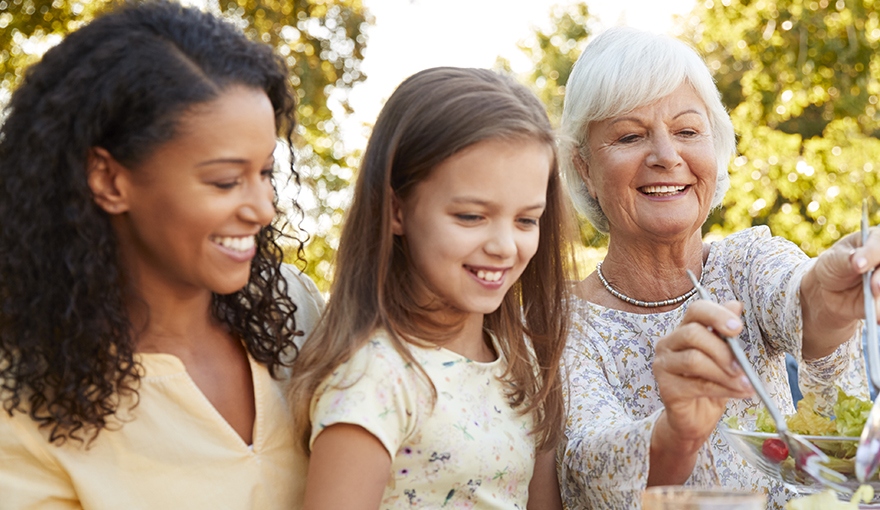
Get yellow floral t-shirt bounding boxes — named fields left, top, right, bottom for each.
left=310, top=329, right=536, bottom=508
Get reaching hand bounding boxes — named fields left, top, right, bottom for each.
left=807, top=227, right=880, bottom=324
left=801, top=226, right=880, bottom=359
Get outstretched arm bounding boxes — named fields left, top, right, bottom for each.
left=801, top=228, right=880, bottom=360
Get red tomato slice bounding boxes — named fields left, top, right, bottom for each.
left=762, top=438, right=789, bottom=463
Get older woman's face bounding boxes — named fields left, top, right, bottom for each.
left=582, top=83, right=716, bottom=242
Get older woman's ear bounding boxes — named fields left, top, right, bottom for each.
left=572, top=150, right=597, bottom=199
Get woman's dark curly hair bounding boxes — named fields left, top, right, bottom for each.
left=0, top=0, right=303, bottom=444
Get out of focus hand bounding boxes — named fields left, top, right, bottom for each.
left=807, top=227, right=880, bottom=323
left=802, top=227, right=880, bottom=358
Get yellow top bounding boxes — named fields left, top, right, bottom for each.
left=0, top=267, right=323, bottom=510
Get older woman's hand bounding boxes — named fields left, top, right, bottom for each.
left=801, top=227, right=880, bottom=359
left=648, top=300, right=755, bottom=485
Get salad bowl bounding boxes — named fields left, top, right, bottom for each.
left=721, top=424, right=880, bottom=502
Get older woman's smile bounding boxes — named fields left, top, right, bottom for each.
left=639, top=184, right=689, bottom=197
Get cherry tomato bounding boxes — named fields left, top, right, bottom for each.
left=762, top=438, right=789, bottom=463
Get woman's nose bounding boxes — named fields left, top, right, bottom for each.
left=645, top=133, right=683, bottom=170
left=241, top=179, right=276, bottom=226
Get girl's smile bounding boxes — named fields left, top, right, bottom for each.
left=465, top=265, right=509, bottom=287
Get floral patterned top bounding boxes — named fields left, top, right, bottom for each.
left=310, top=329, right=536, bottom=509
left=560, top=227, right=867, bottom=510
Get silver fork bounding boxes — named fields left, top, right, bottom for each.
left=854, top=199, right=879, bottom=482
left=686, top=270, right=852, bottom=494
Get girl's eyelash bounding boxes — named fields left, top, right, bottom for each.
left=455, top=213, right=482, bottom=222
left=518, top=218, right=540, bottom=226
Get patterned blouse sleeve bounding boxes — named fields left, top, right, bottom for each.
left=559, top=323, right=716, bottom=508
left=724, top=226, right=867, bottom=406
left=309, top=336, right=425, bottom=458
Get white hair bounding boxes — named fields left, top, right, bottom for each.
left=559, top=26, right=736, bottom=233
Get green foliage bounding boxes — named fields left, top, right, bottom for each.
left=684, top=0, right=880, bottom=254
left=521, top=1, right=880, bottom=257
left=515, top=3, right=591, bottom=127
left=0, top=0, right=370, bottom=292
left=0, top=0, right=116, bottom=94
left=508, top=3, right=603, bottom=249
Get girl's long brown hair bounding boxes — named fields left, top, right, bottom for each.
left=290, top=67, right=575, bottom=453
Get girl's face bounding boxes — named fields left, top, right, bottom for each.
left=110, top=86, right=278, bottom=297
left=392, top=137, right=553, bottom=321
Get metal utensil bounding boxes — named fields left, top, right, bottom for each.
left=854, top=200, right=879, bottom=483
left=686, top=270, right=852, bottom=494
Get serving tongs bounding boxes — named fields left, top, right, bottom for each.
left=686, top=270, right=852, bottom=494
left=854, top=200, right=880, bottom=483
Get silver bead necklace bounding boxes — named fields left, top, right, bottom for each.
left=595, top=261, right=700, bottom=308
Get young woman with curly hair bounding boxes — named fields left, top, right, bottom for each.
left=0, top=2, right=323, bottom=508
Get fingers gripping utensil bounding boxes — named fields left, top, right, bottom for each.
left=686, top=270, right=852, bottom=494
left=855, top=200, right=880, bottom=483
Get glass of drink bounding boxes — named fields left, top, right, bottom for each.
left=642, top=486, right=766, bottom=510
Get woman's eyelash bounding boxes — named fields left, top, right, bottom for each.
left=214, top=180, right=239, bottom=190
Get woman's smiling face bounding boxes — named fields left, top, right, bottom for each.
left=111, top=85, right=278, bottom=297
left=581, top=83, right=717, bottom=243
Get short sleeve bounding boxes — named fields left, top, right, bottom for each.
left=0, top=411, right=82, bottom=509
left=279, top=264, right=325, bottom=350
left=308, top=336, right=427, bottom=458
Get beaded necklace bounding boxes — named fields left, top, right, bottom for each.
left=595, top=261, right=699, bottom=308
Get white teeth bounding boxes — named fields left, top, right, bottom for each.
left=475, top=270, right=503, bottom=282
left=212, top=235, right=256, bottom=252
left=642, top=185, right=686, bottom=195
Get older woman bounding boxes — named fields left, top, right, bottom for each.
left=558, top=27, right=880, bottom=508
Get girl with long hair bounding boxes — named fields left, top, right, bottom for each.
left=290, top=67, right=574, bottom=509
left=0, top=2, right=323, bottom=508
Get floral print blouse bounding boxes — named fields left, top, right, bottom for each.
left=310, top=329, right=536, bottom=509
left=560, top=227, right=867, bottom=510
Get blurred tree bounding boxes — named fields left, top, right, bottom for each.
left=517, top=1, right=879, bottom=258
left=0, top=0, right=370, bottom=291
left=513, top=2, right=591, bottom=127
left=684, top=0, right=880, bottom=253
left=503, top=3, right=604, bottom=252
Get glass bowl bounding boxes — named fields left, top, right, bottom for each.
left=720, top=424, right=880, bottom=502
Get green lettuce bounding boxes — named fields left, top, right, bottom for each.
left=833, top=388, right=874, bottom=437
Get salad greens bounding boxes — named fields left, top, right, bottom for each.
left=754, top=389, right=873, bottom=438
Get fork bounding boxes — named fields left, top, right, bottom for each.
left=854, top=200, right=880, bottom=482
left=685, top=270, right=853, bottom=494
